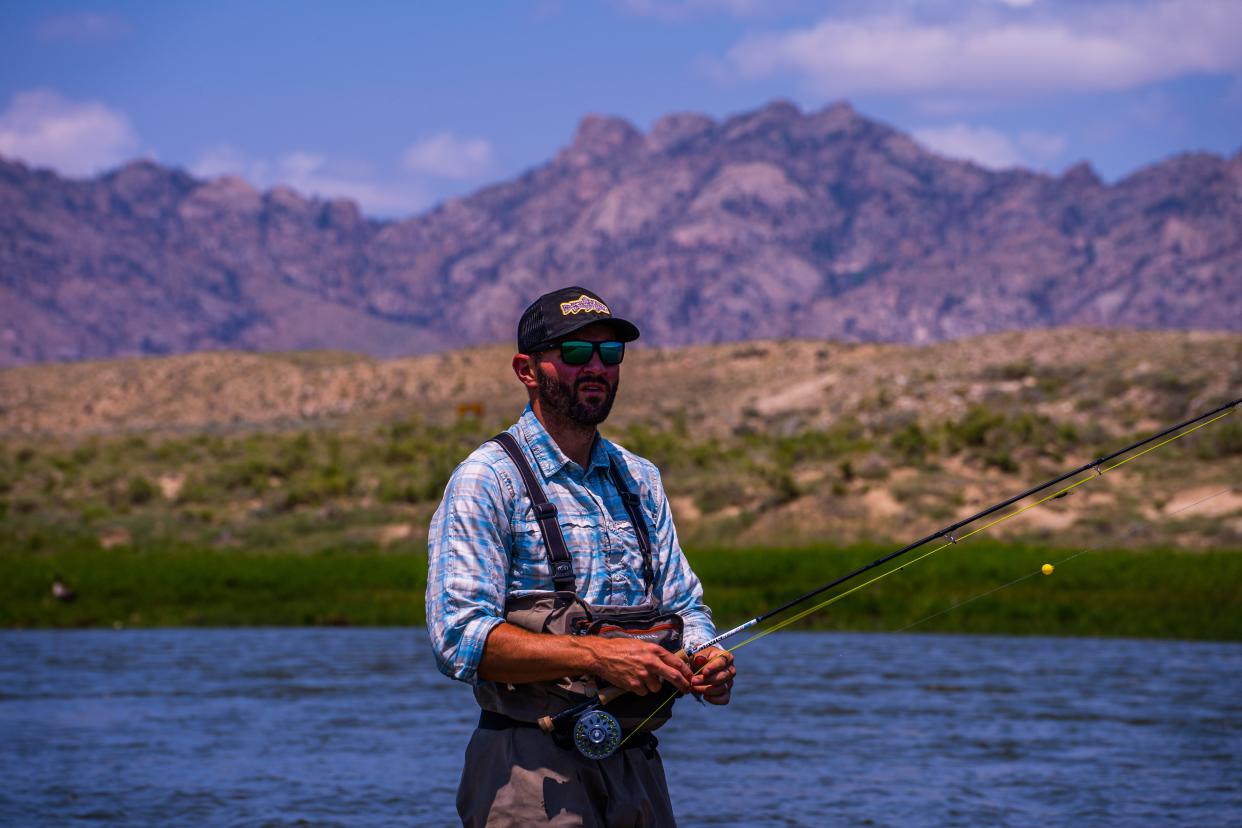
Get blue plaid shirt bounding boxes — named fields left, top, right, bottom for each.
left=426, top=405, right=715, bottom=684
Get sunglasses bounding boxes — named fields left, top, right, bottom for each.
left=554, top=340, right=625, bottom=366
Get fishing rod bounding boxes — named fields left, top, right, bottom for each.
left=544, top=396, right=1240, bottom=758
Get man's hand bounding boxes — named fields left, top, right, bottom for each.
left=582, top=636, right=693, bottom=695
left=688, top=646, right=735, bottom=705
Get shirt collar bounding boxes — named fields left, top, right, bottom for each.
left=517, top=404, right=612, bottom=478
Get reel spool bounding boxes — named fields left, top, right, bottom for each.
left=572, top=709, right=622, bottom=759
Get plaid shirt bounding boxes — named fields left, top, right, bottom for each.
left=426, top=405, right=715, bottom=684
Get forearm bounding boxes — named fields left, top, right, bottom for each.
left=477, top=622, right=693, bottom=694
left=477, top=622, right=599, bottom=684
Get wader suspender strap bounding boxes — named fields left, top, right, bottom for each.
left=491, top=432, right=576, bottom=592
left=490, top=432, right=656, bottom=596
left=608, top=460, right=656, bottom=592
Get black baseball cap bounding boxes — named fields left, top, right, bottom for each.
left=517, top=286, right=641, bottom=354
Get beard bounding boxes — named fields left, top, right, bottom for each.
left=536, top=367, right=618, bottom=426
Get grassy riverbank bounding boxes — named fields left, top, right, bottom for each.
left=4, top=540, right=1239, bottom=640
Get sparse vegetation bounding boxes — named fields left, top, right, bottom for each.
left=1, top=330, right=1238, bottom=632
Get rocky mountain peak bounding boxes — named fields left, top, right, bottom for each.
left=185, top=175, right=263, bottom=214
left=561, top=114, right=643, bottom=166
left=722, top=98, right=803, bottom=141
left=646, top=112, right=717, bottom=154
left=1059, top=161, right=1102, bottom=189
left=805, top=100, right=861, bottom=135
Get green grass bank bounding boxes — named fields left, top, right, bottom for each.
left=4, top=541, right=1239, bottom=640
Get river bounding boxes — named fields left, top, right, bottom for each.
left=1, top=629, right=1238, bottom=826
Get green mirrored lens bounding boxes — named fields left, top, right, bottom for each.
left=598, top=342, right=624, bottom=365
left=559, top=341, right=595, bottom=364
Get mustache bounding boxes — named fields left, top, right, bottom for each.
left=574, top=374, right=612, bottom=390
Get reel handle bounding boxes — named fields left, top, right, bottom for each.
left=536, top=648, right=692, bottom=733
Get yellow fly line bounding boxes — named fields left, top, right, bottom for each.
left=616, top=403, right=1238, bottom=747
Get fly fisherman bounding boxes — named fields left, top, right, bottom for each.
left=427, top=286, right=736, bottom=827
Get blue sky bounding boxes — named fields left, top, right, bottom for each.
left=2, top=0, right=1239, bottom=217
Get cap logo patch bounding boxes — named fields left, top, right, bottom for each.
left=560, top=295, right=609, bottom=316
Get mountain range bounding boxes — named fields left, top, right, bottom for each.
left=1, top=100, right=1239, bottom=367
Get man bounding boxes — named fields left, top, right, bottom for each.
left=427, top=286, right=736, bottom=827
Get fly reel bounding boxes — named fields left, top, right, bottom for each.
left=572, top=709, right=622, bottom=759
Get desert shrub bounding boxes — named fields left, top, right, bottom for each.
left=753, top=463, right=801, bottom=505
left=695, top=479, right=747, bottom=514
left=889, top=422, right=937, bottom=464
left=175, top=477, right=214, bottom=504
left=80, top=502, right=111, bottom=521
left=943, top=406, right=1072, bottom=471
left=71, top=441, right=100, bottom=467
left=1193, top=418, right=1242, bottom=459
left=213, top=457, right=275, bottom=492
left=985, top=360, right=1033, bottom=381
left=377, top=477, right=421, bottom=504
left=153, top=439, right=194, bottom=463
left=769, top=418, right=868, bottom=465
left=854, top=454, right=890, bottom=480
left=945, top=406, right=1006, bottom=450
left=278, top=464, right=357, bottom=510
left=125, top=475, right=157, bottom=505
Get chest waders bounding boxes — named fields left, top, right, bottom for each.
left=480, top=432, right=685, bottom=759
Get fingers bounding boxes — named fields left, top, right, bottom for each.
left=691, top=648, right=735, bottom=683
left=689, top=647, right=736, bottom=705
left=591, top=637, right=692, bottom=695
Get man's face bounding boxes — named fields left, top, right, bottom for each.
left=532, top=322, right=622, bottom=427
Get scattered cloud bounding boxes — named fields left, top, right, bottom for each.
left=0, top=89, right=139, bottom=176
left=913, top=122, right=1068, bottom=169
left=401, top=133, right=495, bottom=179
left=726, top=1, right=1242, bottom=99
left=190, top=145, right=254, bottom=180
left=913, top=124, right=1025, bottom=168
left=36, top=12, right=131, bottom=42
left=192, top=145, right=432, bottom=216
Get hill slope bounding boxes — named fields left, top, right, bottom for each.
left=3, top=329, right=1238, bottom=552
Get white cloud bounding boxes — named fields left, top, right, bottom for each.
left=401, top=133, right=495, bottom=180
left=913, top=124, right=1025, bottom=168
left=192, top=145, right=432, bottom=216
left=36, top=12, right=131, bottom=42
left=726, top=0, right=1242, bottom=98
left=913, top=122, right=1068, bottom=169
left=191, top=145, right=254, bottom=180
left=0, top=89, right=139, bottom=176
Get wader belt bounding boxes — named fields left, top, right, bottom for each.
left=490, top=432, right=655, bottom=594
left=477, top=710, right=658, bottom=753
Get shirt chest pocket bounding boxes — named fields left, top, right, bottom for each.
left=508, top=510, right=606, bottom=590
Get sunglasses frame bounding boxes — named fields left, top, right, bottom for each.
left=553, top=339, right=626, bottom=366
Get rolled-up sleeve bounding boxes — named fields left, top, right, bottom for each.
left=642, top=461, right=716, bottom=650
left=426, top=455, right=511, bottom=684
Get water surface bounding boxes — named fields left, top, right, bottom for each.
left=1, top=629, right=1238, bottom=826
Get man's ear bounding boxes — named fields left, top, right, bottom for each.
left=512, top=353, right=539, bottom=391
